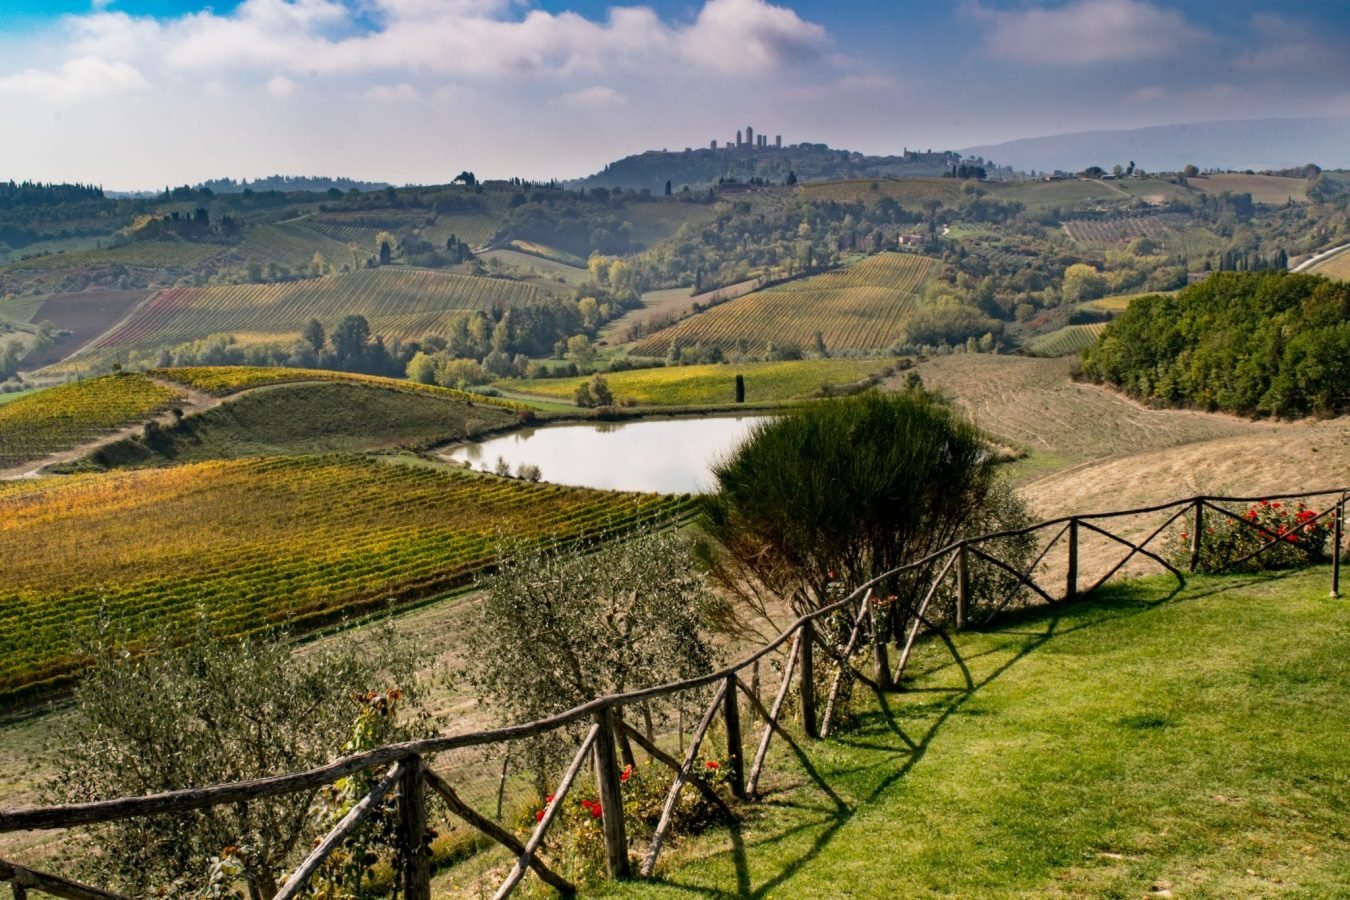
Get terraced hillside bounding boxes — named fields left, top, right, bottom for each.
left=0, top=455, right=689, bottom=703
left=45, top=268, right=549, bottom=373
left=631, top=253, right=934, bottom=357
left=0, top=373, right=184, bottom=469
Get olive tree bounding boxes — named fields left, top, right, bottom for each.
left=47, top=617, right=422, bottom=899
left=463, top=521, right=719, bottom=780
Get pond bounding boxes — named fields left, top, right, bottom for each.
left=442, top=415, right=770, bottom=494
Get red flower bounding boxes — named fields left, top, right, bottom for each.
left=535, top=808, right=546, bottom=822
left=621, top=764, right=632, bottom=783
left=705, top=760, right=720, bottom=770
left=546, top=794, right=555, bottom=803
left=580, top=799, right=603, bottom=818
left=1272, top=501, right=1281, bottom=509
left=828, top=569, right=838, bottom=580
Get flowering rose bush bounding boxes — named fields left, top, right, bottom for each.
left=523, top=757, right=733, bottom=885
left=1170, top=499, right=1336, bottom=573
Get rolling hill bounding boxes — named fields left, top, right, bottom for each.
left=630, top=252, right=935, bottom=357
left=41, top=267, right=551, bottom=374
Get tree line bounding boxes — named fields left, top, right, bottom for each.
left=1082, top=271, right=1350, bottom=417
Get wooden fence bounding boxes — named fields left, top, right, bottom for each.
left=1, top=487, right=1344, bottom=899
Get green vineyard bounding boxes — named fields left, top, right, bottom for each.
left=154, top=365, right=525, bottom=410
left=45, top=268, right=550, bottom=373
left=631, top=252, right=935, bottom=357
left=0, top=455, right=691, bottom=702
left=1025, top=322, right=1108, bottom=357
left=0, top=373, right=183, bottom=468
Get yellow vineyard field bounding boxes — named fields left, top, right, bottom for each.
left=631, top=253, right=935, bottom=357
left=0, top=455, right=690, bottom=701
left=0, top=373, right=182, bottom=468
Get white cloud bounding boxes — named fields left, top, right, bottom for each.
left=0, top=56, right=148, bottom=101
left=266, top=75, right=299, bottom=97
left=966, top=0, right=1209, bottom=66
left=560, top=85, right=628, bottom=109
left=49, top=0, right=824, bottom=82
left=680, top=0, right=828, bottom=75
left=362, top=82, right=420, bottom=103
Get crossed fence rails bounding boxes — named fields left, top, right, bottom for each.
left=2, top=487, right=1345, bottom=899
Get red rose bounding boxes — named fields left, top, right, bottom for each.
left=705, top=760, right=720, bottom=770
left=535, top=809, right=545, bottom=822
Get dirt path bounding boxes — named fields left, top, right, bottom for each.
left=0, top=377, right=223, bottom=480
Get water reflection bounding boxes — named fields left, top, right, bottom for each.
left=443, top=415, right=769, bottom=494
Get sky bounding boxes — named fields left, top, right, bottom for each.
left=1, top=0, right=1348, bottom=189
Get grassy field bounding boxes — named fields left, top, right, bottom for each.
left=995, top=178, right=1134, bottom=212
left=799, top=178, right=964, bottom=207
left=501, top=358, right=899, bottom=406
left=45, top=268, right=549, bottom=374
left=232, top=222, right=357, bottom=272
left=87, top=380, right=520, bottom=466
left=631, top=253, right=934, bottom=357
left=0, top=294, right=46, bottom=325
left=1308, top=246, right=1350, bottom=281
left=480, top=248, right=591, bottom=287
left=898, top=354, right=1261, bottom=472
left=0, top=455, right=690, bottom=703
left=1024, top=322, right=1107, bottom=356
left=0, top=240, right=224, bottom=273
left=0, top=373, right=183, bottom=469
left=1187, top=173, right=1310, bottom=205
left=600, top=569, right=1349, bottom=898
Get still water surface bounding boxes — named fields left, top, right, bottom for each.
left=443, top=415, right=769, bottom=494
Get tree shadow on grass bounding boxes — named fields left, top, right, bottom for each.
left=629, top=575, right=1264, bottom=897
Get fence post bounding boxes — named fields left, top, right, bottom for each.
left=593, top=706, right=631, bottom=880
left=1066, top=519, right=1079, bottom=601
left=1189, top=500, right=1204, bottom=572
left=723, top=673, right=745, bottom=798
left=955, top=543, right=970, bottom=631
left=398, top=755, right=431, bottom=900
left=799, top=620, right=818, bottom=739
left=1333, top=493, right=1344, bottom=599
left=871, top=595, right=893, bottom=690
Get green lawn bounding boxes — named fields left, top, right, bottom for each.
left=500, top=359, right=899, bottom=407
left=602, top=569, right=1349, bottom=898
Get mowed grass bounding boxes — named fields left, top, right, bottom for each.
left=1309, top=246, right=1350, bottom=281
left=89, top=380, right=520, bottom=466
left=631, top=253, right=934, bottom=357
left=605, top=570, right=1349, bottom=898
left=1187, top=173, right=1310, bottom=205
left=0, top=455, right=690, bottom=702
left=48, top=268, right=548, bottom=374
left=0, top=373, right=182, bottom=469
left=500, top=359, right=898, bottom=406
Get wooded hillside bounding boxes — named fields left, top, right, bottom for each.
left=1082, top=272, right=1350, bottom=417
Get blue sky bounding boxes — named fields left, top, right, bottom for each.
left=1, top=0, right=1347, bottom=188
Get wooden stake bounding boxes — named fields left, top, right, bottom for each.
left=398, top=755, right=431, bottom=900
left=799, top=621, right=818, bottom=739
left=723, top=674, right=745, bottom=799
left=593, top=707, right=631, bottom=881
left=955, top=544, right=970, bottom=631
left=1066, top=518, right=1079, bottom=601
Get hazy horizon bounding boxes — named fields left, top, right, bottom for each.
left=3, top=0, right=1349, bottom=190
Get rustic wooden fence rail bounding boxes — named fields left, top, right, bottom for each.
left=2, top=487, right=1344, bottom=899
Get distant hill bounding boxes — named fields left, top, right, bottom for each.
left=568, top=144, right=976, bottom=194
left=962, top=118, right=1350, bottom=174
